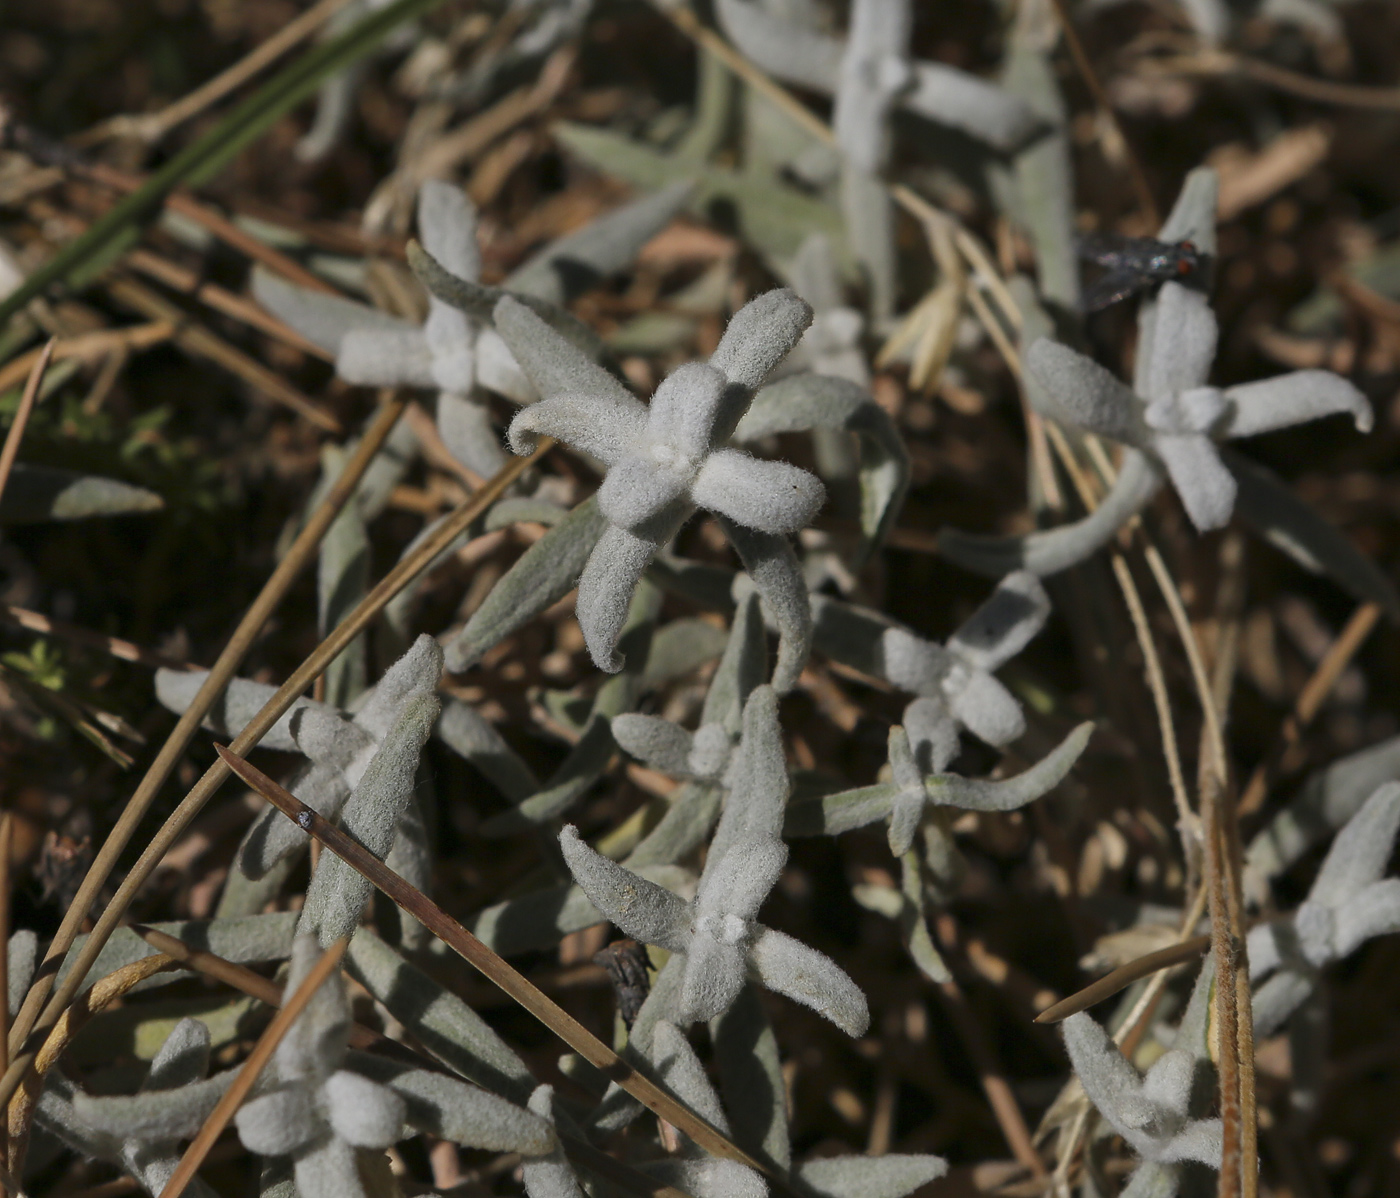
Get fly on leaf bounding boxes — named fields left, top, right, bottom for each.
left=1078, top=233, right=1206, bottom=312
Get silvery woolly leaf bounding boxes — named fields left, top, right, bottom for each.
left=346, top=927, right=533, bottom=1101
left=437, top=391, right=506, bottom=479
left=642, top=1158, right=768, bottom=1198
left=904, top=59, right=1040, bottom=152
left=348, top=1053, right=555, bottom=1153
left=1309, top=781, right=1400, bottom=909
left=939, top=448, right=1163, bottom=578
left=484, top=495, right=570, bottom=531
left=948, top=569, right=1051, bottom=672
left=737, top=373, right=910, bottom=561
left=506, top=182, right=694, bottom=306
left=710, top=983, right=790, bottom=1171
left=719, top=516, right=811, bottom=693
left=73, top=1069, right=236, bottom=1140
left=650, top=1020, right=730, bottom=1134
left=747, top=925, right=869, bottom=1036
left=642, top=618, right=730, bottom=689
left=409, top=243, right=607, bottom=365
left=927, top=721, right=1093, bottom=811
left=447, top=495, right=608, bottom=673
left=146, top=1016, right=211, bottom=1090
left=154, top=668, right=342, bottom=754
left=436, top=697, right=540, bottom=802
left=710, top=288, right=814, bottom=403
left=709, top=685, right=789, bottom=859
left=252, top=266, right=417, bottom=358
left=704, top=591, right=767, bottom=736
left=522, top=1086, right=584, bottom=1198
left=558, top=825, right=692, bottom=951
left=9, top=928, right=36, bottom=1015
left=1246, top=734, right=1400, bottom=892
left=1, top=465, right=163, bottom=523
left=794, top=1153, right=949, bottom=1198
left=318, top=485, right=370, bottom=708
left=467, top=865, right=694, bottom=956
left=625, top=780, right=726, bottom=869
left=714, top=0, right=843, bottom=93
left=1225, top=449, right=1400, bottom=618
left=611, top=713, right=695, bottom=775
left=299, top=690, right=440, bottom=946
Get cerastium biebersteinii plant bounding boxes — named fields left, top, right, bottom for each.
left=492, top=285, right=827, bottom=688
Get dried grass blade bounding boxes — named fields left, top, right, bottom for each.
left=217, top=746, right=802, bottom=1198
left=0, top=339, right=55, bottom=512
left=156, top=938, right=349, bottom=1198
left=1034, top=935, right=1211, bottom=1024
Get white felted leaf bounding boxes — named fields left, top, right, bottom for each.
left=237, top=761, right=350, bottom=880
left=901, top=696, right=960, bottom=775
left=337, top=327, right=437, bottom=388
left=681, top=927, right=751, bottom=1022
left=611, top=714, right=695, bottom=775
left=597, top=453, right=691, bottom=529
left=877, top=627, right=953, bottom=696
left=476, top=327, right=536, bottom=403
left=292, top=1135, right=363, bottom=1198
left=299, top=691, right=439, bottom=946
left=647, top=360, right=728, bottom=461
left=946, top=668, right=1026, bottom=746
left=522, top=1085, right=584, bottom=1198
left=904, top=58, right=1040, bottom=151
left=939, top=447, right=1164, bottom=578
left=438, top=392, right=506, bottom=479
left=289, top=707, right=373, bottom=772
left=346, top=927, right=533, bottom=1100
left=1024, top=339, right=1144, bottom=444
left=234, top=1087, right=321, bottom=1156
left=709, top=289, right=814, bottom=398
left=1220, top=370, right=1372, bottom=439
left=73, top=1071, right=236, bottom=1140
left=154, top=669, right=334, bottom=753
left=577, top=518, right=678, bottom=673
left=7, top=928, right=34, bottom=1015
left=558, top=825, right=692, bottom=951
left=948, top=570, right=1050, bottom=672
left=448, top=496, right=609, bottom=673
left=719, top=517, right=812, bottom=693
left=1310, top=782, right=1400, bottom=908
left=323, top=1069, right=406, bottom=1148
left=1061, top=1012, right=1149, bottom=1145
left=1144, top=283, right=1218, bottom=403
left=352, top=1056, right=556, bottom=1153
left=1158, top=1119, right=1224, bottom=1167
left=1141, top=1049, right=1195, bottom=1117
left=278, top=935, right=351, bottom=1081
left=887, top=790, right=924, bottom=860
left=691, top=449, right=825, bottom=535
left=644, top=1158, right=769, bottom=1198
left=703, top=592, right=767, bottom=735
left=928, top=721, right=1092, bottom=812
left=699, top=838, right=788, bottom=925
left=795, top=1153, right=949, bottom=1198
left=1156, top=166, right=1220, bottom=256
left=146, top=1017, right=211, bottom=1091
left=784, top=782, right=901, bottom=838
left=508, top=391, right=649, bottom=465
left=1333, top=879, right=1400, bottom=958
left=252, top=268, right=418, bottom=357
left=747, top=925, right=869, bottom=1035
left=352, top=633, right=444, bottom=742
left=710, top=984, right=791, bottom=1170
left=650, top=1020, right=730, bottom=1133
left=714, top=0, right=843, bottom=94
left=493, top=295, right=639, bottom=409
left=710, top=685, right=789, bottom=859
left=507, top=182, right=694, bottom=306
left=418, top=180, right=481, bottom=286
left=832, top=0, right=909, bottom=172
left=295, top=67, right=359, bottom=163
left=436, top=697, right=539, bottom=802
left=1152, top=432, right=1236, bottom=531
left=1226, top=450, right=1400, bottom=618
left=1251, top=968, right=1313, bottom=1038
left=736, top=373, right=910, bottom=560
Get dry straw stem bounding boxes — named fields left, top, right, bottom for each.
left=157, top=937, right=350, bottom=1198
left=0, top=605, right=194, bottom=671
left=79, top=0, right=359, bottom=146
left=0, top=339, right=55, bottom=512
left=104, top=275, right=342, bottom=433
left=0, top=324, right=174, bottom=395
left=7, top=954, right=179, bottom=1161
left=1237, top=602, right=1381, bottom=817
left=1154, top=49, right=1400, bottom=112
left=0, top=814, right=10, bottom=1197
left=1034, top=935, right=1211, bottom=1024
left=217, top=746, right=800, bottom=1198
left=1042, top=0, right=1159, bottom=227
left=0, top=397, right=413, bottom=1109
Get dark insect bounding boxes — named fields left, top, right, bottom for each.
left=1077, top=232, right=1206, bottom=312
left=593, top=938, right=653, bottom=1028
